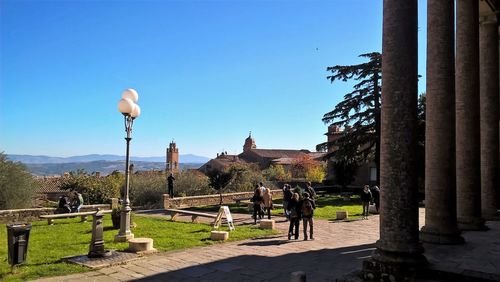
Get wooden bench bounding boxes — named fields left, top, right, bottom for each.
left=165, top=209, right=217, bottom=223
left=234, top=197, right=252, bottom=204
left=244, top=201, right=283, bottom=212
left=40, top=210, right=112, bottom=225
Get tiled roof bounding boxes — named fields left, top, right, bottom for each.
left=245, top=149, right=310, bottom=159
left=33, top=176, right=67, bottom=193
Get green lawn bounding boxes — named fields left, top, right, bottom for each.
left=193, top=194, right=365, bottom=221
left=0, top=214, right=277, bottom=282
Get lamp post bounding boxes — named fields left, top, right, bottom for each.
left=115, top=89, right=141, bottom=242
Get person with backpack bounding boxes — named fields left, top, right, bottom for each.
left=301, top=192, right=316, bottom=240
left=287, top=192, right=302, bottom=240
left=251, top=184, right=264, bottom=224
left=361, top=185, right=373, bottom=219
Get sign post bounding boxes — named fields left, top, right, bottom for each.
left=213, top=206, right=235, bottom=231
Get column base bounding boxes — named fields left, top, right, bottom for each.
left=457, top=216, right=488, bottom=231
left=362, top=249, right=427, bottom=282
left=114, top=233, right=134, bottom=242
left=420, top=226, right=464, bottom=244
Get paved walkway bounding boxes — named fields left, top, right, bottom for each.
left=33, top=209, right=500, bottom=282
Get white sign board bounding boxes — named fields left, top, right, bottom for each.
left=213, top=205, right=235, bottom=231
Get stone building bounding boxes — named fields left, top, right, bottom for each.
left=323, top=124, right=377, bottom=186
left=166, top=140, right=179, bottom=172
left=198, top=133, right=325, bottom=174
left=360, top=0, right=500, bottom=280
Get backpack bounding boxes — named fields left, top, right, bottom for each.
left=302, top=199, right=314, bottom=217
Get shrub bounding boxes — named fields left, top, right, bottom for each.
left=129, top=170, right=211, bottom=208
left=59, top=170, right=122, bottom=204
left=129, top=173, right=165, bottom=208
left=305, top=164, right=326, bottom=183
left=263, top=165, right=292, bottom=182
left=0, top=152, right=35, bottom=209
left=174, top=170, right=211, bottom=197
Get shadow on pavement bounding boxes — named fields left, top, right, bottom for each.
left=133, top=243, right=376, bottom=282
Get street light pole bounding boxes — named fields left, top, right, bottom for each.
left=115, top=89, right=140, bottom=242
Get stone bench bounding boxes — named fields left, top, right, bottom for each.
left=260, top=219, right=275, bottom=230
left=165, top=208, right=217, bottom=223
left=210, top=230, right=229, bottom=241
left=336, top=210, right=348, bottom=220
left=39, top=210, right=112, bottom=225
left=128, top=238, right=157, bottom=254
left=234, top=197, right=252, bottom=204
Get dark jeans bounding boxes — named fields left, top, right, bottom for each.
left=303, top=217, right=314, bottom=239
left=264, top=207, right=271, bottom=219
left=253, top=204, right=263, bottom=223
left=288, top=217, right=300, bottom=239
left=168, top=186, right=174, bottom=198
left=362, top=201, right=370, bottom=216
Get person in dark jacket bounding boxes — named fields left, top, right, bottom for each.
left=283, top=184, right=293, bottom=220
left=251, top=184, right=264, bottom=224
left=305, top=182, right=317, bottom=199
left=287, top=193, right=302, bottom=240
left=361, top=185, right=373, bottom=219
left=301, top=192, right=316, bottom=240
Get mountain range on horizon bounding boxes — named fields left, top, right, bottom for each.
left=6, top=153, right=210, bottom=164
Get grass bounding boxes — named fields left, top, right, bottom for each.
left=193, top=194, right=365, bottom=221
left=0, top=214, right=277, bottom=282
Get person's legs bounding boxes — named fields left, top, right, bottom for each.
left=288, top=219, right=294, bottom=239
left=303, top=218, right=308, bottom=240
left=294, top=219, right=300, bottom=239
left=310, top=217, right=314, bottom=239
left=253, top=204, right=258, bottom=224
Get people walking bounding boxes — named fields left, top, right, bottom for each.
left=361, top=185, right=372, bottom=219
left=287, top=193, right=302, bottom=240
left=371, top=185, right=380, bottom=213
left=301, top=192, right=316, bottom=240
left=262, top=188, right=273, bottom=220
left=251, top=185, right=264, bottom=224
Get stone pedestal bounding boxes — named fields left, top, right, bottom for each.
left=128, top=238, right=156, bottom=254
left=259, top=219, right=275, bottom=230
left=210, top=230, right=229, bottom=241
left=336, top=211, right=348, bottom=220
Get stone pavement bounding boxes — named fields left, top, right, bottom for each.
left=32, top=209, right=500, bottom=282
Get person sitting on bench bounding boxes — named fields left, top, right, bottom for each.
left=72, top=192, right=84, bottom=213
left=58, top=196, right=71, bottom=213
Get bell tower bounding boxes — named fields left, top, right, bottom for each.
left=166, top=140, right=179, bottom=172
left=243, top=131, right=256, bottom=152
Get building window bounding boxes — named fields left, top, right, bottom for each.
left=370, top=167, right=377, bottom=182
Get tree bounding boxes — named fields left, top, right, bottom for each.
left=0, top=152, right=35, bottom=209
left=60, top=170, right=121, bottom=204
left=263, top=165, right=291, bottom=182
left=317, top=52, right=381, bottom=185
left=207, top=168, right=235, bottom=205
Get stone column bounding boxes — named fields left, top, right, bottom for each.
left=420, top=0, right=463, bottom=244
left=363, top=0, right=426, bottom=280
left=456, top=0, right=486, bottom=231
left=480, top=18, right=499, bottom=219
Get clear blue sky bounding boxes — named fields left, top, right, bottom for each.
left=0, top=0, right=427, bottom=159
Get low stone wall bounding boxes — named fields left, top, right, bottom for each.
left=163, top=190, right=284, bottom=209
left=0, top=204, right=111, bottom=224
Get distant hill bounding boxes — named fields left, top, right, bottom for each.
left=7, top=154, right=210, bottom=164
left=22, top=161, right=204, bottom=176
left=6, top=154, right=210, bottom=176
